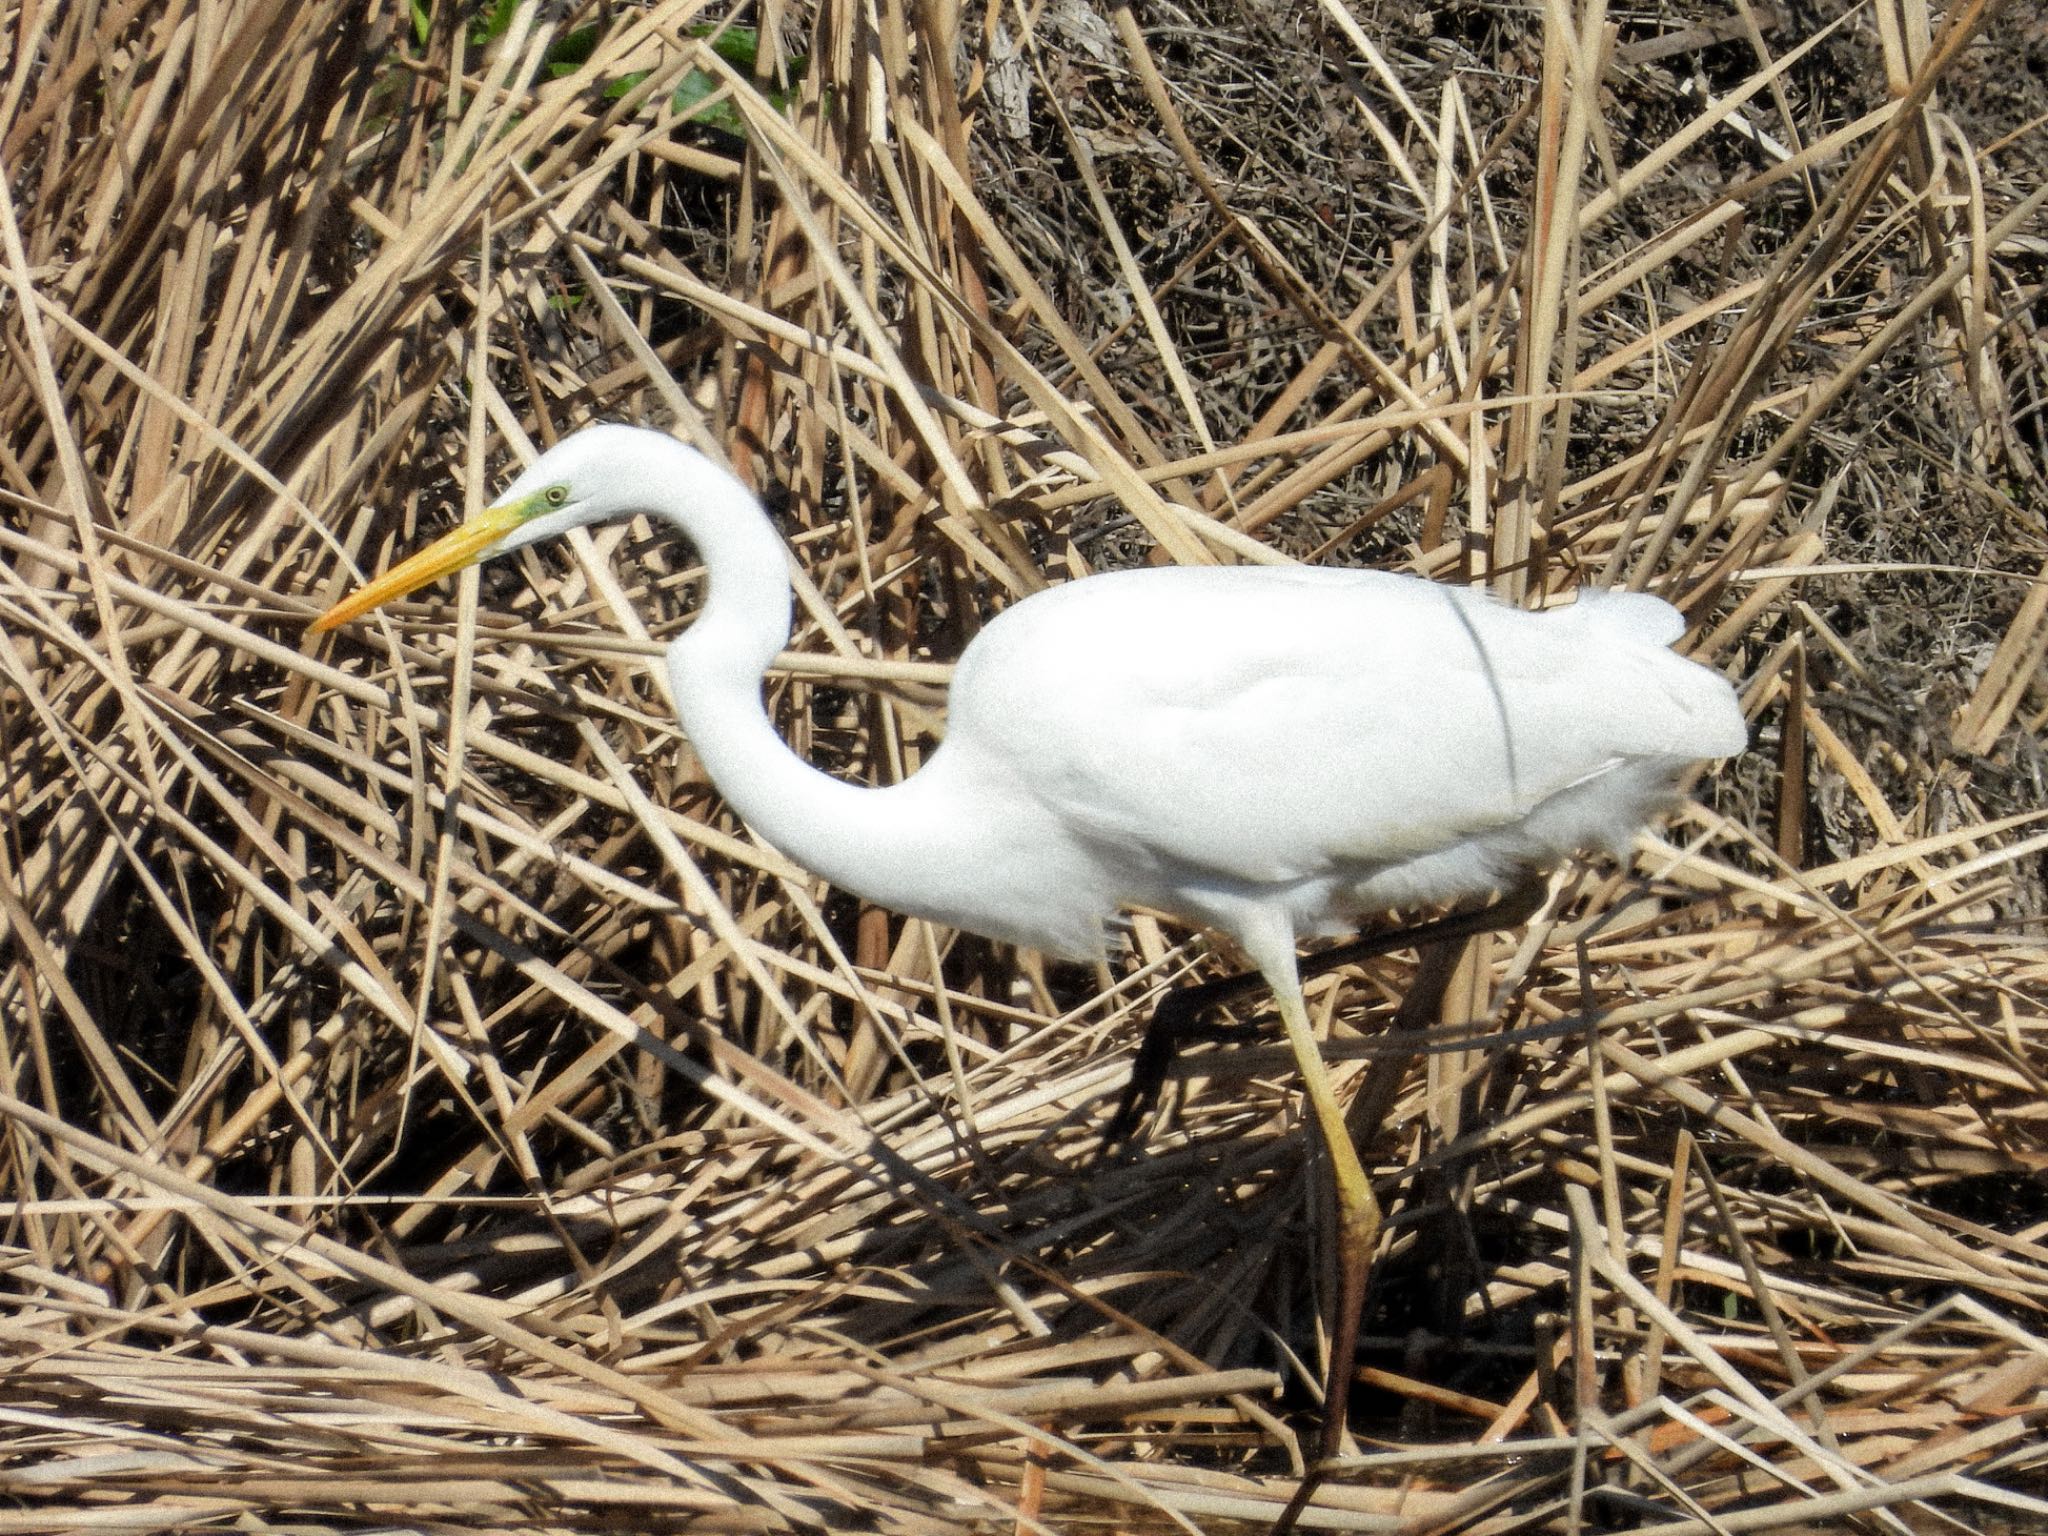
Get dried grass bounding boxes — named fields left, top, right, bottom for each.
left=2, top=0, right=2045, bottom=1531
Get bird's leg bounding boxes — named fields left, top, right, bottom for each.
left=1109, top=874, right=1550, bottom=1146
left=1103, top=966, right=1277, bottom=1145
left=1103, top=874, right=1549, bottom=1534
left=1261, top=955, right=1377, bottom=1536
left=1298, top=870, right=1550, bottom=1002
left=1268, top=873, right=1549, bottom=1535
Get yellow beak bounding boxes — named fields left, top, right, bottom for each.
left=309, top=501, right=528, bottom=633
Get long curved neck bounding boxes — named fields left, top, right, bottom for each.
left=653, top=458, right=956, bottom=911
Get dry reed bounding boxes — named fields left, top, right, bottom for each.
left=1, top=0, right=2045, bottom=1531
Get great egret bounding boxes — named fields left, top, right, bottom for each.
left=312, top=423, right=1746, bottom=1503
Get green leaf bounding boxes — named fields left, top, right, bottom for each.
left=547, top=23, right=600, bottom=70
left=670, top=70, right=748, bottom=137
left=695, top=23, right=760, bottom=70
left=469, top=0, right=522, bottom=47
left=505, top=13, right=808, bottom=142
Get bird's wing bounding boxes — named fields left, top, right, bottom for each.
left=944, top=566, right=1741, bottom=888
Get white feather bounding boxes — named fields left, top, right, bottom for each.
left=318, top=423, right=1747, bottom=968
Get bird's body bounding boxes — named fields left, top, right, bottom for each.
left=313, top=423, right=1743, bottom=966
left=905, top=563, right=1742, bottom=961
left=312, top=423, right=1744, bottom=1518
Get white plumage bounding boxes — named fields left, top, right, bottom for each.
left=312, top=422, right=1745, bottom=1493
left=924, top=563, right=1743, bottom=959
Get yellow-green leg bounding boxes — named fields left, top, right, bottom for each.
left=1108, top=877, right=1551, bottom=1143
left=1256, top=952, right=1378, bottom=1536
left=1171, top=878, right=1550, bottom=1535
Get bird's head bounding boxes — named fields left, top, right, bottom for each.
left=309, top=425, right=692, bottom=633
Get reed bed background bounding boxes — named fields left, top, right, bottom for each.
left=2, top=0, right=2046, bottom=1529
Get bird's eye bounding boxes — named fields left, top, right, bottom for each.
left=545, top=485, right=569, bottom=507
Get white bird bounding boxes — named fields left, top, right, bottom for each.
left=312, top=422, right=1746, bottom=1503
